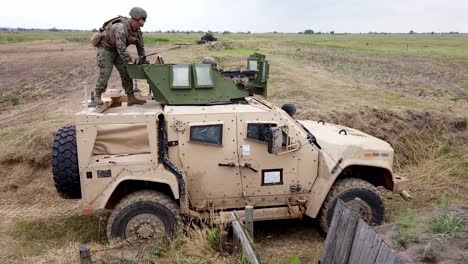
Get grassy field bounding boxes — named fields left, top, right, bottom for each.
left=2, top=31, right=468, bottom=58
left=0, top=32, right=466, bottom=263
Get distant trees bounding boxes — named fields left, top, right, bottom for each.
left=304, top=29, right=314, bottom=34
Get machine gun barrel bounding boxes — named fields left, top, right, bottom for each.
left=140, top=45, right=182, bottom=62
left=220, top=70, right=257, bottom=78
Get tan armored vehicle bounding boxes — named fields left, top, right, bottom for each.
left=52, top=53, right=409, bottom=242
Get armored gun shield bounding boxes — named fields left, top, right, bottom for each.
left=127, top=53, right=269, bottom=105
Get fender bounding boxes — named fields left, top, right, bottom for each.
left=95, top=164, right=180, bottom=209
left=304, top=151, right=396, bottom=218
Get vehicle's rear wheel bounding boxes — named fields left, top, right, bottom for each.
left=52, top=125, right=81, bottom=199
left=318, top=178, right=384, bottom=233
left=107, top=190, right=180, bottom=242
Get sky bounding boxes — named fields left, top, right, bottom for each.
left=1, top=0, right=467, bottom=33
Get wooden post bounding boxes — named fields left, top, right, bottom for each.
left=230, top=212, right=262, bottom=264
left=321, top=199, right=404, bottom=264
left=245, top=205, right=254, bottom=241
left=82, top=81, right=88, bottom=108
left=79, top=244, right=91, bottom=264
left=338, top=198, right=360, bottom=264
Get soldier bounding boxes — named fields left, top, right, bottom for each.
left=201, top=56, right=218, bottom=67
left=94, top=7, right=148, bottom=106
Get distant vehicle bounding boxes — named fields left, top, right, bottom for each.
left=52, top=53, right=409, bottom=242
left=196, top=32, right=217, bottom=44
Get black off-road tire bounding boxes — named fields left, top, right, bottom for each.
left=52, top=125, right=81, bottom=199
left=318, top=178, right=384, bottom=233
left=107, top=190, right=181, bottom=242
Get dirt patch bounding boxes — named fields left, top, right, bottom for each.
left=377, top=205, right=468, bottom=264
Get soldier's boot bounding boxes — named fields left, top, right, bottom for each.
left=95, top=95, right=104, bottom=106
left=127, top=93, right=146, bottom=106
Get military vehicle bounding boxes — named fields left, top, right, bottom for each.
left=52, top=53, right=410, bottom=242
left=196, top=32, right=217, bottom=44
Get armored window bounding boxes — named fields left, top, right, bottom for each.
left=247, top=123, right=288, bottom=145
left=247, top=60, right=258, bottom=71
left=171, top=64, right=191, bottom=89
left=194, top=64, right=214, bottom=88
left=190, top=124, right=223, bottom=145
left=247, top=123, right=276, bottom=143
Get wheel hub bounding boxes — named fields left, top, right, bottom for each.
left=125, top=213, right=166, bottom=241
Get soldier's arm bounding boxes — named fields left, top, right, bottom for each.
left=114, top=24, right=133, bottom=63
left=136, top=30, right=145, bottom=57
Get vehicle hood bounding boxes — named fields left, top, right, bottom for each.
left=297, top=120, right=394, bottom=170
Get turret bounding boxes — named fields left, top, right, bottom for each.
left=126, top=53, right=269, bottom=105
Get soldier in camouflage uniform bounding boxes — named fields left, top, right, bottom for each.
left=94, top=7, right=148, bottom=106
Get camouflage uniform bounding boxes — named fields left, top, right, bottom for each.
left=95, top=20, right=145, bottom=97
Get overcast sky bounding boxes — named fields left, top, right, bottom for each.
left=1, top=0, right=466, bottom=33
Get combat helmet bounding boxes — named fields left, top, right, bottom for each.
left=201, top=56, right=218, bottom=67
left=129, top=7, right=147, bottom=20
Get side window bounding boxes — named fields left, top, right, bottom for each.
left=190, top=124, right=223, bottom=145
left=247, top=123, right=288, bottom=146
left=247, top=123, right=276, bottom=143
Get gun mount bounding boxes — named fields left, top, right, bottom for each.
left=127, top=53, right=269, bottom=105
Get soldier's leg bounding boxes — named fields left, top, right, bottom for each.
left=114, top=56, right=134, bottom=95
left=95, top=47, right=116, bottom=99
left=114, top=56, right=146, bottom=106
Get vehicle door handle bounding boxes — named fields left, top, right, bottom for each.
left=218, top=162, right=237, bottom=167
left=242, top=163, right=258, bottom=173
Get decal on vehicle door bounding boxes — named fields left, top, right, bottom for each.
left=242, top=144, right=251, bottom=156
left=261, top=169, right=283, bottom=186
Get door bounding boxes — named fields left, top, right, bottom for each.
left=175, top=113, right=243, bottom=209
left=236, top=113, right=300, bottom=205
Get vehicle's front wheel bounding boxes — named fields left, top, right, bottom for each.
left=318, top=178, right=385, bottom=233
left=107, top=190, right=180, bottom=242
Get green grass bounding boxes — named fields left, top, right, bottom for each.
left=462, top=80, right=468, bottom=90
left=9, top=96, right=20, bottom=106
left=2, top=32, right=467, bottom=59
left=459, top=253, right=468, bottom=263
left=431, top=212, right=465, bottom=238
left=395, top=229, right=417, bottom=249
left=451, top=163, right=468, bottom=179
left=0, top=31, right=91, bottom=44
left=206, top=227, right=219, bottom=247
left=10, top=214, right=107, bottom=257
left=397, top=209, right=416, bottom=228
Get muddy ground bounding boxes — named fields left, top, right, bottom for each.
left=0, top=38, right=467, bottom=263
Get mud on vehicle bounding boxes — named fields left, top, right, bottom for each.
left=52, top=53, right=410, bottom=242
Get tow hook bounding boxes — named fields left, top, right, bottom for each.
left=400, top=190, right=412, bottom=201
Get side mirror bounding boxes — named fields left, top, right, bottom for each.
left=281, top=103, right=296, bottom=117
left=267, top=127, right=283, bottom=154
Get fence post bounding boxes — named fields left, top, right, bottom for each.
left=79, top=244, right=92, bottom=264
left=245, top=205, right=254, bottom=241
